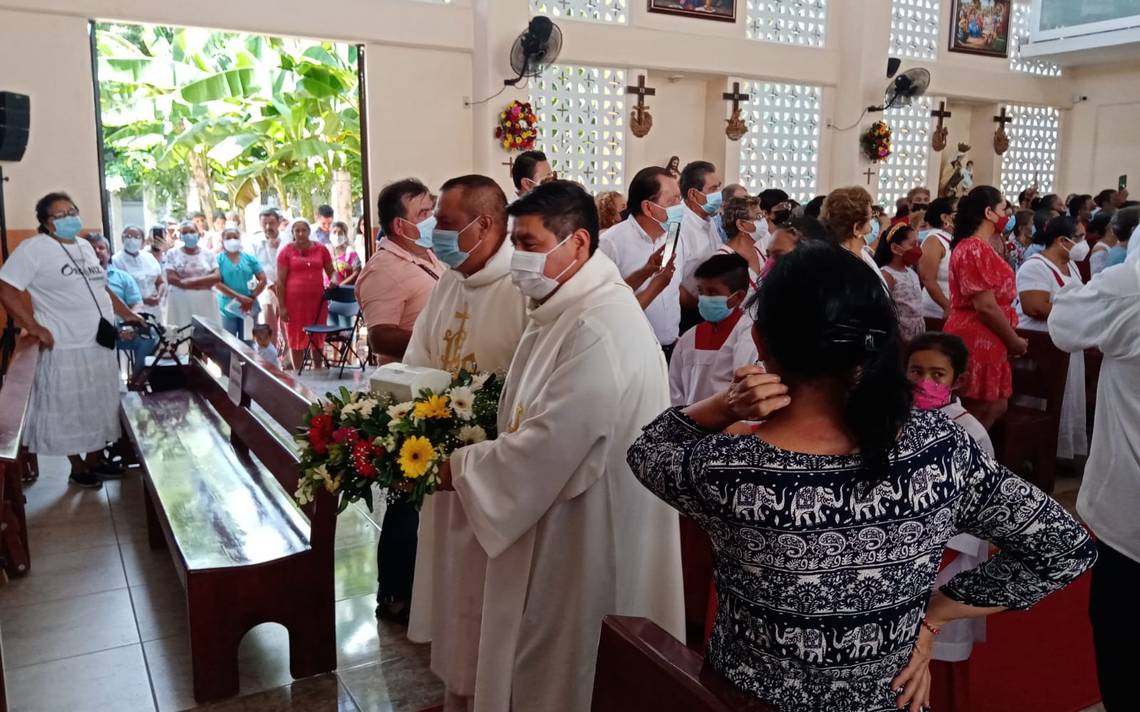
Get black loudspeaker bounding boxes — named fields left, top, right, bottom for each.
left=0, top=92, right=30, bottom=162
left=886, top=57, right=902, bottom=79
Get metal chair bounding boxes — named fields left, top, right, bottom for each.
left=299, top=286, right=364, bottom=377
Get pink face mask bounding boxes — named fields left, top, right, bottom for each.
left=913, top=380, right=952, bottom=410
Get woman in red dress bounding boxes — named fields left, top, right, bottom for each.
left=276, top=219, right=334, bottom=371
left=944, top=186, right=1029, bottom=428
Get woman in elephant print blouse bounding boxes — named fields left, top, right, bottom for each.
left=627, top=243, right=1095, bottom=712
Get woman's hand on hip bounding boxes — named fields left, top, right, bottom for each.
left=724, top=365, right=790, bottom=422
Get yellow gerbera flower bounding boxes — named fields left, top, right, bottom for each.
left=413, top=394, right=452, bottom=420
left=399, top=436, right=435, bottom=479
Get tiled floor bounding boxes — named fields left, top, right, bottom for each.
left=1, top=456, right=442, bottom=712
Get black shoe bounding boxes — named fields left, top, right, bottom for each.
left=69, top=470, right=103, bottom=489
left=91, top=459, right=126, bottom=480
left=375, top=598, right=410, bottom=625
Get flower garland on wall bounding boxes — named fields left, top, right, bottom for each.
left=495, top=100, right=538, bottom=152
left=861, top=120, right=892, bottom=162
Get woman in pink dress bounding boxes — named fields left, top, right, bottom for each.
left=944, top=186, right=1028, bottom=429
left=276, top=219, right=334, bottom=370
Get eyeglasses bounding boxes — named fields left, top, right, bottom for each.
left=49, top=209, right=79, bottom=219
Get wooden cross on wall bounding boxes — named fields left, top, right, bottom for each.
left=501, top=156, right=515, bottom=171
left=993, top=106, right=1013, bottom=130
left=931, top=101, right=952, bottom=130
left=863, top=167, right=876, bottom=185
left=626, top=74, right=656, bottom=111
left=722, top=82, right=750, bottom=113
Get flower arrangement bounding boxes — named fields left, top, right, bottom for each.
left=495, top=100, right=539, bottom=152
left=861, top=120, right=892, bottom=162
left=294, top=370, right=503, bottom=512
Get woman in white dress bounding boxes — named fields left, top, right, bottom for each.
left=918, top=197, right=956, bottom=319
left=163, top=220, right=221, bottom=330
left=1015, top=215, right=1090, bottom=460
left=0, top=192, right=143, bottom=489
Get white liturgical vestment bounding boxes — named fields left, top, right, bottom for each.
left=452, top=252, right=685, bottom=712
left=403, top=237, right=529, bottom=696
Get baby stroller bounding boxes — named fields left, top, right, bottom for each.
left=127, top=313, right=193, bottom=392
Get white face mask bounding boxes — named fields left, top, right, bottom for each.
left=223, top=238, right=242, bottom=254
left=123, top=237, right=142, bottom=254
left=1066, top=238, right=1090, bottom=262
left=510, top=235, right=576, bottom=300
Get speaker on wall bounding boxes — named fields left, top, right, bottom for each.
left=0, top=92, right=30, bottom=162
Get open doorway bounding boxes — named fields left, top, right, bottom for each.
left=91, top=21, right=370, bottom=256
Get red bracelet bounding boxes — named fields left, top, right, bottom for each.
left=921, top=619, right=941, bottom=636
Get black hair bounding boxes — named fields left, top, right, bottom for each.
left=259, top=206, right=282, bottom=220
left=1032, top=209, right=1053, bottom=242
left=1088, top=210, right=1114, bottom=237
left=694, top=252, right=750, bottom=294
left=332, top=220, right=350, bottom=235
left=750, top=241, right=910, bottom=485
left=895, top=204, right=911, bottom=219
left=925, top=197, right=955, bottom=232
left=1094, top=189, right=1116, bottom=207
left=679, top=160, right=716, bottom=197
left=507, top=179, right=599, bottom=254
left=1041, top=215, right=1076, bottom=250
left=189, top=211, right=206, bottom=220
left=1017, top=189, right=1031, bottom=205
left=778, top=215, right=831, bottom=244
left=1109, top=206, right=1139, bottom=243
left=758, top=188, right=790, bottom=212
left=627, top=166, right=671, bottom=218
left=317, top=204, right=334, bottom=218
left=439, top=174, right=509, bottom=226
left=149, top=224, right=165, bottom=240
left=951, top=185, right=1003, bottom=249
left=1030, top=196, right=1043, bottom=211
left=251, top=323, right=273, bottom=336
left=907, top=332, right=969, bottom=379
left=1067, top=194, right=1091, bottom=219
left=511, top=150, right=548, bottom=190
left=873, top=223, right=916, bottom=267
left=1041, top=193, right=1061, bottom=211
left=212, top=211, right=225, bottom=221
left=34, top=192, right=76, bottom=234
left=803, top=195, right=826, bottom=219
left=377, top=178, right=430, bottom=238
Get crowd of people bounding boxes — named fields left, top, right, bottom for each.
left=0, top=149, right=1136, bottom=712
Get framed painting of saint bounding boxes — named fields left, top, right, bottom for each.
left=647, top=0, right=737, bottom=23
left=949, top=0, right=1012, bottom=58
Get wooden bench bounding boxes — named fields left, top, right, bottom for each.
left=0, top=334, right=38, bottom=579
left=991, top=328, right=1070, bottom=493
left=591, top=616, right=774, bottom=712
left=119, top=318, right=337, bottom=704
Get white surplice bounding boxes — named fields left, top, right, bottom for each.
left=403, top=237, right=529, bottom=697
left=451, top=252, right=686, bottom=712
left=668, top=309, right=757, bottom=407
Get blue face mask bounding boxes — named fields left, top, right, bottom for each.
left=697, top=294, right=736, bottom=323
left=652, top=202, right=685, bottom=232
left=432, top=219, right=481, bottom=269
left=1004, top=215, right=1017, bottom=234
left=407, top=216, right=437, bottom=248
left=181, top=232, right=200, bottom=248
left=1030, top=224, right=1037, bottom=238
left=701, top=191, right=723, bottom=216
left=865, top=218, right=881, bottom=245
left=53, top=215, right=83, bottom=241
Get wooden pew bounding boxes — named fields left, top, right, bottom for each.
left=0, top=335, right=39, bottom=579
left=991, top=328, right=1070, bottom=493
left=119, top=318, right=337, bottom=703
left=592, top=616, right=774, bottom=712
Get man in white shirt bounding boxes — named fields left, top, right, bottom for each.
left=112, top=224, right=164, bottom=317
left=437, top=180, right=684, bottom=712
left=678, top=160, right=724, bottom=268
left=598, top=166, right=685, bottom=354
left=509, top=150, right=554, bottom=199
left=250, top=208, right=290, bottom=360
left=1048, top=242, right=1139, bottom=712
left=404, top=174, right=529, bottom=711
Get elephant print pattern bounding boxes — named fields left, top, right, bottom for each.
left=627, top=407, right=1096, bottom=712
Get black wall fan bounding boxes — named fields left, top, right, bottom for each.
left=505, top=16, right=563, bottom=86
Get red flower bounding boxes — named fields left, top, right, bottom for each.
left=308, top=414, right=334, bottom=455
left=332, top=426, right=360, bottom=444
left=351, top=440, right=379, bottom=478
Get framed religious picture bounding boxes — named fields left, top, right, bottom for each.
left=647, top=0, right=737, bottom=23
left=948, top=0, right=1012, bottom=58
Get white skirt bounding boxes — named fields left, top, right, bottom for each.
left=1057, top=350, right=1088, bottom=460
left=165, top=286, right=221, bottom=330
left=24, top=344, right=122, bottom=456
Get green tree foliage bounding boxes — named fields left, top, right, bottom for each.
left=97, top=23, right=362, bottom=219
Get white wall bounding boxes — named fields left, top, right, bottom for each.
left=0, top=8, right=102, bottom=236
left=638, top=74, right=710, bottom=172
left=1061, top=63, right=1140, bottom=195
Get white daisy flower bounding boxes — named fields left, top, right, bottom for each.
left=469, top=373, right=491, bottom=391
left=387, top=401, right=413, bottom=421
left=448, top=386, right=476, bottom=421
left=458, top=424, right=487, bottom=445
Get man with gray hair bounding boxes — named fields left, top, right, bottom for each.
left=713, top=183, right=749, bottom=243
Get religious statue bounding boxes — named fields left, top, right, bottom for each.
left=630, top=103, right=653, bottom=138
left=939, top=143, right=973, bottom=199
left=725, top=107, right=748, bottom=142
left=932, top=123, right=948, bottom=152
left=994, top=125, right=1010, bottom=155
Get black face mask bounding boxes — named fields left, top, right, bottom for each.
left=770, top=209, right=791, bottom=227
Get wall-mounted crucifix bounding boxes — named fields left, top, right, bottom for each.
left=930, top=100, right=952, bottom=151
left=723, top=81, right=750, bottom=141
left=992, top=106, right=1013, bottom=156
left=627, top=74, right=656, bottom=138
left=863, top=167, right=877, bottom=186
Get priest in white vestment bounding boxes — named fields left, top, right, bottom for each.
left=437, top=181, right=685, bottom=712
left=402, top=175, right=529, bottom=710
